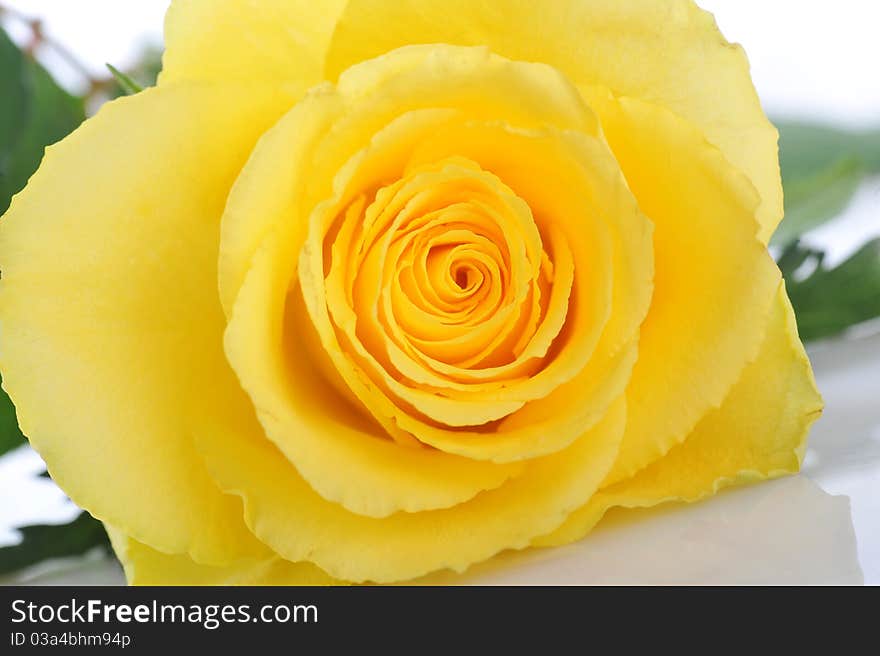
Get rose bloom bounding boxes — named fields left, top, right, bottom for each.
left=0, top=0, right=822, bottom=584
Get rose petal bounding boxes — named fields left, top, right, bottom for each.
left=326, top=0, right=782, bottom=241
left=224, top=47, right=644, bottom=479
left=225, top=241, right=525, bottom=517
left=161, top=0, right=346, bottom=87
left=593, top=94, right=781, bottom=486
left=535, top=285, right=823, bottom=546
left=0, top=83, right=296, bottom=564
left=219, top=46, right=595, bottom=314
left=194, top=394, right=626, bottom=583
left=106, top=526, right=336, bottom=586
left=291, top=99, right=636, bottom=460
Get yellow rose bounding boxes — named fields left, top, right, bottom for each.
left=0, top=0, right=822, bottom=584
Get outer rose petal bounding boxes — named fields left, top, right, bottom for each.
left=160, top=0, right=346, bottom=86
left=194, top=391, right=626, bottom=583
left=0, top=84, right=297, bottom=564
left=326, top=0, right=782, bottom=241
left=594, top=94, right=781, bottom=486
left=106, top=527, right=336, bottom=586
left=535, top=285, right=823, bottom=547
left=218, top=85, right=343, bottom=318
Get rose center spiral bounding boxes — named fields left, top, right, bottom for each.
left=319, top=155, right=575, bottom=388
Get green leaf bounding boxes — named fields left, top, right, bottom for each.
left=783, top=239, right=880, bottom=342
left=0, top=35, right=80, bottom=459
left=777, top=121, right=880, bottom=180
left=772, top=121, right=880, bottom=246
left=777, top=241, right=823, bottom=281
left=772, top=156, right=865, bottom=246
left=106, top=63, right=143, bottom=95
left=0, top=375, right=26, bottom=457
left=105, top=46, right=163, bottom=100
left=0, top=512, right=111, bottom=576
left=0, top=28, right=28, bottom=158
left=0, top=29, right=85, bottom=215
left=0, top=376, right=25, bottom=457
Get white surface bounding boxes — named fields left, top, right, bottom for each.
left=431, top=476, right=863, bottom=585
left=0, top=1, right=878, bottom=585
left=801, top=330, right=880, bottom=584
